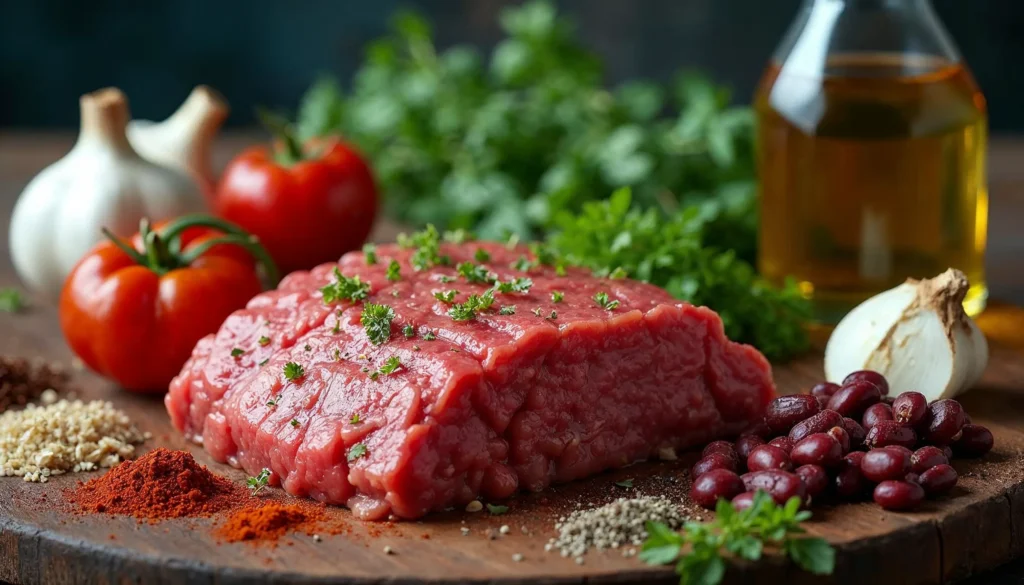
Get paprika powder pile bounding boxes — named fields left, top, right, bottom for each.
left=216, top=502, right=324, bottom=544
left=67, top=447, right=244, bottom=520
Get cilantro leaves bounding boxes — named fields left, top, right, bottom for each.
left=640, top=492, right=834, bottom=585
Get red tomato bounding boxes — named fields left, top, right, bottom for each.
left=59, top=216, right=277, bottom=392
left=215, top=137, right=378, bottom=275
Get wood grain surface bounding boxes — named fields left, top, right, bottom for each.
left=1, top=134, right=1024, bottom=585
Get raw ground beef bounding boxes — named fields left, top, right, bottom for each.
left=167, top=240, right=774, bottom=520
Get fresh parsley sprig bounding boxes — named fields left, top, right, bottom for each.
left=361, top=303, right=396, bottom=345
left=246, top=468, right=271, bottom=496
left=321, top=268, right=371, bottom=304
left=640, top=492, right=834, bottom=585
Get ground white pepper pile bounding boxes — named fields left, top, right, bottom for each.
left=545, top=495, right=686, bottom=561
left=0, top=395, right=148, bottom=482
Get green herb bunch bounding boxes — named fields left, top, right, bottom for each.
left=296, top=0, right=755, bottom=241
left=544, top=188, right=810, bottom=360
left=641, top=492, right=835, bottom=585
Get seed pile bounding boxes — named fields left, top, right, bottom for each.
left=545, top=496, right=685, bottom=559
left=0, top=398, right=147, bottom=482
left=0, top=356, right=68, bottom=412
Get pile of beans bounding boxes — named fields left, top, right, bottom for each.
left=689, top=370, right=995, bottom=512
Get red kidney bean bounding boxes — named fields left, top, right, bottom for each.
left=911, top=446, right=949, bottom=474
left=882, top=395, right=896, bottom=406
left=827, top=426, right=850, bottom=453
left=791, top=433, right=843, bottom=468
left=923, top=399, right=966, bottom=444
left=795, top=464, right=829, bottom=499
left=862, top=403, right=894, bottom=430
left=691, top=453, right=737, bottom=479
left=963, top=412, right=973, bottom=425
left=953, top=424, right=994, bottom=457
left=810, top=382, right=840, bottom=399
left=861, top=448, right=910, bottom=482
left=843, top=370, right=890, bottom=395
left=941, top=445, right=954, bottom=460
left=691, top=469, right=745, bottom=509
left=790, top=409, right=844, bottom=442
left=919, top=464, right=958, bottom=496
left=842, top=417, right=867, bottom=449
left=816, top=395, right=830, bottom=410
left=905, top=472, right=920, bottom=484
left=747, top=444, right=793, bottom=473
left=702, top=440, right=737, bottom=460
left=740, top=470, right=806, bottom=505
left=835, top=452, right=868, bottom=500
left=866, top=421, right=917, bottom=450
left=884, top=445, right=914, bottom=460
left=765, top=395, right=821, bottom=434
left=892, top=392, right=928, bottom=426
left=735, top=435, right=766, bottom=462
left=740, top=421, right=773, bottom=439
left=768, top=436, right=795, bottom=454
left=874, top=480, right=925, bottom=510
left=827, top=381, right=882, bottom=418
left=731, top=491, right=757, bottom=511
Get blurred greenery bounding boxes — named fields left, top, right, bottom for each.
left=296, top=1, right=809, bottom=359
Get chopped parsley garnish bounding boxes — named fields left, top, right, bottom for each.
left=304, top=344, right=312, bottom=352
left=438, top=275, right=456, bottom=284
left=402, top=324, right=415, bottom=338
left=593, top=291, right=620, bottom=310
left=486, top=503, right=509, bottom=515
left=360, top=303, right=396, bottom=345
left=362, top=243, right=378, bottom=265
left=334, top=349, right=342, bottom=360
left=443, top=228, right=474, bottom=244
left=608, top=266, right=628, bottom=279
left=246, top=468, right=271, bottom=496
left=391, top=290, right=400, bottom=297
left=230, top=348, right=245, bottom=358
left=258, top=359, right=269, bottom=367
left=556, top=265, right=567, bottom=277
left=350, top=413, right=362, bottom=425
left=500, top=305, right=516, bottom=315
left=456, top=262, right=496, bottom=284
left=413, top=344, right=421, bottom=351
left=448, top=290, right=495, bottom=321
left=258, top=336, right=271, bottom=346
left=423, top=330, right=437, bottom=341
left=348, top=443, right=368, bottom=462
left=283, top=362, right=305, bottom=381
left=496, top=277, right=533, bottom=294
left=399, top=225, right=444, bottom=271
left=434, top=290, right=458, bottom=304
left=290, top=419, right=300, bottom=428
left=378, top=355, right=402, bottom=375
left=0, top=288, right=24, bottom=313
left=266, top=397, right=278, bottom=407
left=321, top=268, right=371, bottom=304
left=386, top=259, right=401, bottom=281
left=551, top=291, right=564, bottom=303
left=547, top=310, right=558, bottom=320
left=531, top=308, right=543, bottom=317
left=474, top=248, right=491, bottom=263
left=510, top=255, right=537, bottom=271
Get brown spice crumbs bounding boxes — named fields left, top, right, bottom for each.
left=0, top=356, right=68, bottom=412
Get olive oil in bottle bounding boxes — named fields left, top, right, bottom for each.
left=755, top=1, right=988, bottom=323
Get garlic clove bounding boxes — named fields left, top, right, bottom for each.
left=824, top=269, right=988, bottom=402
left=127, top=85, right=229, bottom=198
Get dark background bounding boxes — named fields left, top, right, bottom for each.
left=1, top=0, right=1022, bottom=131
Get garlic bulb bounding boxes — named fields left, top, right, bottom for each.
left=127, top=85, right=229, bottom=197
left=9, top=88, right=206, bottom=300
left=824, top=269, right=988, bottom=402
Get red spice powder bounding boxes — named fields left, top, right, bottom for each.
left=216, top=502, right=323, bottom=543
left=67, top=448, right=244, bottom=520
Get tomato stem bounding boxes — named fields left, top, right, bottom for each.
left=102, top=215, right=281, bottom=290
left=256, top=107, right=304, bottom=166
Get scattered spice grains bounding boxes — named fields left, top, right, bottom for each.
left=0, top=398, right=146, bottom=482
left=0, top=356, right=68, bottom=412
left=545, top=495, right=686, bottom=559
left=216, top=502, right=322, bottom=543
left=67, top=448, right=242, bottom=520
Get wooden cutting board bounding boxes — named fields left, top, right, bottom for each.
left=2, top=302, right=1024, bottom=585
